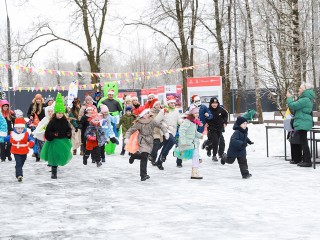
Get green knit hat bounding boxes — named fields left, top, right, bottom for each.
left=54, top=92, right=65, bottom=113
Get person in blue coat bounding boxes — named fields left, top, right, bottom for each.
left=190, top=95, right=213, bottom=133
left=221, top=116, right=253, bottom=179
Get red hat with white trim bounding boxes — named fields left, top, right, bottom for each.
left=14, top=118, right=26, bottom=128
left=167, top=95, right=176, bottom=103
left=108, top=90, right=115, bottom=95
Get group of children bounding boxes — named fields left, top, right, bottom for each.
left=1, top=91, right=254, bottom=182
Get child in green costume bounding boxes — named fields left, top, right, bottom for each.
left=41, top=93, right=72, bottom=179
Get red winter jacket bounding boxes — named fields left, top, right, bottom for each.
left=10, top=131, right=34, bottom=155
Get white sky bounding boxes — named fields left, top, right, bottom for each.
left=0, top=0, right=149, bottom=64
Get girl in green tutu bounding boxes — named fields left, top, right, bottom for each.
left=41, top=93, right=72, bottom=179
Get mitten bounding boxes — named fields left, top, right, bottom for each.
left=124, top=139, right=129, bottom=145
left=247, top=140, right=254, bottom=145
left=75, top=127, right=78, bottom=132
left=28, top=141, right=35, bottom=148
left=164, top=133, right=170, bottom=140
left=88, top=136, right=96, bottom=141
left=67, top=132, right=72, bottom=138
left=54, top=132, right=59, bottom=137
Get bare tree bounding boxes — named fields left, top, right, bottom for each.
left=18, top=0, right=109, bottom=88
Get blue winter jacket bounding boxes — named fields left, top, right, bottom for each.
left=198, top=104, right=213, bottom=133
left=227, top=122, right=251, bottom=158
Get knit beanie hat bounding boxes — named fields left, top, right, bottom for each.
left=14, top=118, right=26, bottom=128
left=125, top=106, right=133, bottom=112
left=85, top=95, right=93, bottom=102
left=54, top=93, right=65, bottom=113
left=189, top=104, right=199, bottom=115
left=236, top=116, right=247, bottom=126
left=100, top=104, right=109, bottom=113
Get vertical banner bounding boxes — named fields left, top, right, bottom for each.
left=67, top=80, right=79, bottom=108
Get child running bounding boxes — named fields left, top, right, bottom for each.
left=221, top=116, right=253, bottom=179
left=41, top=93, right=72, bottom=179
left=177, top=105, right=203, bottom=179
left=6, top=118, right=35, bottom=182
left=124, top=109, right=169, bottom=181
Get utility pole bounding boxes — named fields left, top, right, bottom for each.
left=5, top=0, right=13, bottom=105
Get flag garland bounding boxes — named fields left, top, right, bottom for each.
left=0, top=62, right=211, bottom=92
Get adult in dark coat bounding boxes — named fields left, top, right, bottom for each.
left=205, top=97, right=228, bottom=161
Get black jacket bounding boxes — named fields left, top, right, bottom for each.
left=45, top=117, right=72, bottom=141
left=27, top=103, right=45, bottom=121
left=206, top=98, right=228, bottom=131
left=227, top=122, right=252, bottom=158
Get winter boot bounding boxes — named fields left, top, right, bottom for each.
left=156, top=160, right=164, bottom=170
left=101, top=158, right=105, bottom=162
left=92, top=159, right=96, bottom=163
left=141, top=175, right=150, bottom=181
left=17, top=176, right=23, bottom=182
left=220, top=153, right=227, bottom=165
left=120, top=149, right=125, bottom=156
left=242, top=173, right=252, bottom=179
left=73, top=149, right=77, bottom=155
left=212, top=155, right=218, bottom=162
left=35, top=153, right=40, bottom=162
left=148, top=155, right=156, bottom=166
left=96, top=161, right=102, bottom=167
left=191, top=167, right=203, bottom=179
left=8, top=156, right=12, bottom=161
left=298, top=162, right=312, bottom=167
left=206, top=149, right=211, bottom=157
left=201, top=140, right=207, bottom=149
left=51, top=166, right=57, bottom=179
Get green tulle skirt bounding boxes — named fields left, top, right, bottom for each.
left=40, top=138, right=72, bottom=166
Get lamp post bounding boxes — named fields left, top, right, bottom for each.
left=5, top=0, right=12, bottom=105
left=189, top=45, right=210, bottom=76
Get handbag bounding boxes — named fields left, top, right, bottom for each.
left=288, top=130, right=300, bottom=144
left=124, top=130, right=139, bottom=154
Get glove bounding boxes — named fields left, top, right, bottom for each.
left=124, top=139, right=129, bottom=145
left=75, top=127, right=78, bottom=132
left=88, top=136, right=96, bottom=141
left=54, top=132, right=59, bottom=137
left=164, top=133, right=170, bottom=140
left=110, top=137, right=119, bottom=145
left=28, top=141, right=35, bottom=148
left=247, top=140, right=254, bottom=145
left=67, top=132, right=72, bottom=138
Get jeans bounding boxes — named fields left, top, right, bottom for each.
left=14, top=154, right=27, bottom=178
left=158, top=134, right=176, bottom=161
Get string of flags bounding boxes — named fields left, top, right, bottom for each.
left=0, top=62, right=210, bottom=92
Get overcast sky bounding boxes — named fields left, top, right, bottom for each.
left=0, top=0, right=149, bottom=64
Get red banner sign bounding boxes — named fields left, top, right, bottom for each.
left=187, top=76, right=221, bottom=87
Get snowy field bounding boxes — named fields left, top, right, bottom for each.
left=1, top=112, right=320, bottom=240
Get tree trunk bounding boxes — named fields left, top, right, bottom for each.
left=291, top=0, right=301, bottom=91
left=245, top=0, right=263, bottom=123
left=225, top=0, right=232, bottom=113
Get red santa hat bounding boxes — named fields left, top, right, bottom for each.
left=108, top=90, right=115, bottom=95
left=14, top=118, right=26, bottom=128
left=139, top=108, right=150, bottom=118
left=167, top=95, right=176, bottom=104
left=150, top=98, right=161, bottom=108
left=191, top=95, right=198, bottom=102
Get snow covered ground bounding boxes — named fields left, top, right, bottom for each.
left=1, top=113, right=320, bottom=240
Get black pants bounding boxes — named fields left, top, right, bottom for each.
left=290, top=143, right=302, bottom=163
left=84, top=146, right=101, bottom=163
left=298, top=130, right=311, bottom=163
left=100, top=144, right=105, bottom=159
left=130, top=152, right=149, bottom=177
left=225, top=156, right=249, bottom=177
left=207, top=129, right=223, bottom=157
left=0, top=142, right=11, bottom=160
left=218, top=134, right=225, bottom=157
left=150, top=139, right=163, bottom=160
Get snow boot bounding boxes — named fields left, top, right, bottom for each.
left=51, top=166, right=57, bottom=179
left=156, top=160, right=164, bottom=170
left=298, top=162, right=312, bottom=167
left=96, top=161, right=102, bottom=167
left=101, top=158, right=105, bottom=162
left=191, top=167, right=203, bottom=179
left=212, top=155, right=218, bottom=162
left=141, top=175, right=150, bottom=181
left=17, top=176, right=23, bottom=182
left=242, top=173, right=252, bottom=179
left=220, top=153, right=227, bottom=165
left=73, top=149, right=77, bottom=155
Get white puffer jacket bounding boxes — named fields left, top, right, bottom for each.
left=156, top=107, right=183, bottom=136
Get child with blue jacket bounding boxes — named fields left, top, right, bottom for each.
left=221, top=116, right=253, bottom=179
